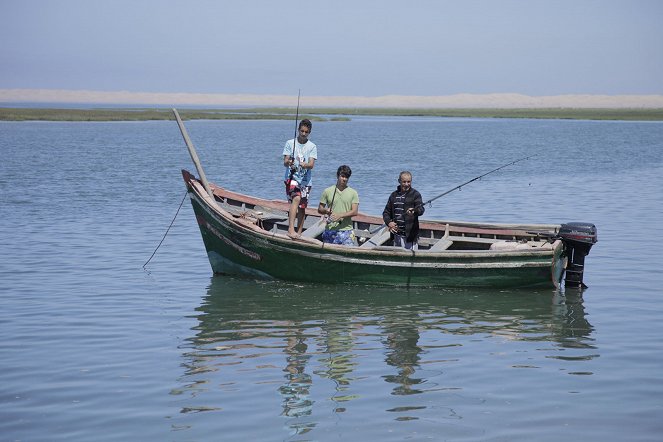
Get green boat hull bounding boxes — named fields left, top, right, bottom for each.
left=188, top=191, right=565, bottom=289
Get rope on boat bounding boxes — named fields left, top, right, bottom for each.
left=142, top=190, right=189, bottom=270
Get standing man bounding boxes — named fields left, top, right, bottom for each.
left=382, top=171, right=425, bottom=250
left=283, top=119, right=317, bottom=239
left=318, top=165, right=359, bottom=246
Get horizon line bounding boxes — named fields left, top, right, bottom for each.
left=2, top=88, right=663, bottom=108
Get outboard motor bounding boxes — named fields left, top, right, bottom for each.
left=559, top=222, right=598, bottom=288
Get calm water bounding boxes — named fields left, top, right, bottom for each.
left=1, top=116, right=662, bottom=441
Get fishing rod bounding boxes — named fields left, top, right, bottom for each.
left=286, top=89, right=301, bottom=186
left=325, top=185, right=338, bottom=223
left=420, top=154, right=536, bottom=208
left=370, top=154, right=535, bottom=235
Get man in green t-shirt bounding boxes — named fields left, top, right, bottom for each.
left=317, top=165, right=359, bottom=245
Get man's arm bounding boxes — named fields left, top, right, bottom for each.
left=300, top=157, right=315, bottom=170
left=413, top=190, right=425, bottom=216
left=318, top=189, right=329, bottom=215
left=318, top=201, right=330, bottom=215
left=382, top=194, right=393, bottom=224
left=343, top=203, right=359, bottom=219
left=329, top=203, right=356, bottom=222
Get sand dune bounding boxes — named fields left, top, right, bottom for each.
left=1, top=88, right=663, bottom=108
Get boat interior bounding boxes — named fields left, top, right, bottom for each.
left=208, top=184, right=559, bottom=253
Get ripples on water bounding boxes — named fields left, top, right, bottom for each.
left=1, top=118, right=662, bottom=441
left=176, top=281, right=597, bottom=439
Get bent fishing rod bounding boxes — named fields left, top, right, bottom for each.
left=419, top=154, right=536, bottom=208
left=371, top=154, right=536, bottom=234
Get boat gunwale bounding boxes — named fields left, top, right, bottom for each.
left=205, top=178, right=562, bottom=234
left=184, top=170, right=564, bottom=262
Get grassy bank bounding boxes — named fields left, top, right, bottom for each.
left=1, top=107, right=662, bottom=121
left=238, top=107, right=663, bottom=121
left=0, top=108, right=333, bottom=122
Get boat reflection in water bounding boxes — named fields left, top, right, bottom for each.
left=174, top=277, right=594, bottom=436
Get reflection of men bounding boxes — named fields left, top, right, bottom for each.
left=280, top=325, right=313, bottom=418
left=317, top=317, right=356, bottom=390
left=382, top=308, right=424, bottom=395
left=382, top=171, right=425, bottom=250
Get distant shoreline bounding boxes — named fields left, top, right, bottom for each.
left=3, top=89, right=663, bottom=109
left=1, top=106, right=663, bottom=121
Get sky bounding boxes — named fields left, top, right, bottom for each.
left=1, top=0, right=662, bottom=103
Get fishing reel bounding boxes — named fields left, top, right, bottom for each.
left=324, top=210, right=336, bottom=224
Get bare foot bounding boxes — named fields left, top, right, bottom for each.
left=287, top=232, right=301, bottom=239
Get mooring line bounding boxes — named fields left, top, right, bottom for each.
left=143, top=190, right=189, bottom=270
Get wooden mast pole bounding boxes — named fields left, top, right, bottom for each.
left=172, top=108, right=214, bottom=198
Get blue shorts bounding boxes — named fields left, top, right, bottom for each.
left=322, top=229, right=355, bottom=246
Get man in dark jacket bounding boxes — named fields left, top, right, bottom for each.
left=382, top=171, right=425, bottom=250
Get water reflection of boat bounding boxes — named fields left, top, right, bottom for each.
left=175, top=277, right=594, bottom=426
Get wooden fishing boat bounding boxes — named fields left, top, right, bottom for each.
left=176, top=110, right=597, bottom=289
left=182, top=169, right=598, bottom=288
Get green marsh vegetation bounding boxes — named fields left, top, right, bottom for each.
left=243, top=107, right=663, bottom=121
left=1, top=107, right=662, bottom=121
left=0, top=108, right=329, bottom=122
